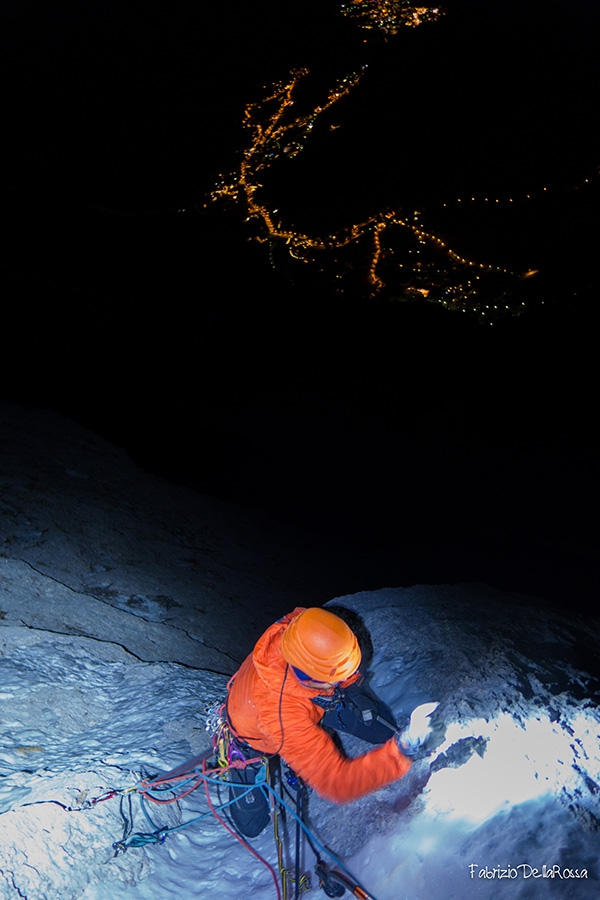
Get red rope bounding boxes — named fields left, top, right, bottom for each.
left=138, top=757, right=265, bottom=805
left=140, top=779, right=204, bottom=804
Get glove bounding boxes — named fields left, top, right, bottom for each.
left=397, top=702, right=439, bottom=756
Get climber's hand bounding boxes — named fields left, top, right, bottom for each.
left=397, top=702, right=439, bottom=756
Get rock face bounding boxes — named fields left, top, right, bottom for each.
left=1, top=401, right=599, bottom=900
left=0, top=400, right=357, bottom=670
left=1, top=584, right=598, bottom=900
left=0, top=558, right=234, bottom=671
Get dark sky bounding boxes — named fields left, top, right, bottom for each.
left=0, top=0, right=598, bottom=613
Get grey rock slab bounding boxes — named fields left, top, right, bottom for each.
left=0, top=558, right=237, bottom=673
left=0, top=400, right=356, bottom=664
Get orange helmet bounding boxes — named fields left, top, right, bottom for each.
left=280, top=608, right=361, bottom=682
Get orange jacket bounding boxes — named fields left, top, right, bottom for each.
left=227, top=608, right=411, bottom=804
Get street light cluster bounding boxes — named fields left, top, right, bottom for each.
left=339, top=0, right=444, bottom=36
left=207, top=65, right=528, bottom=321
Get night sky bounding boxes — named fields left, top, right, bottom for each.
left=1, top=0, right=598, bottom=614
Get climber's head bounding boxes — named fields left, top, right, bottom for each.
left=281, top=608, right=361, bottom=687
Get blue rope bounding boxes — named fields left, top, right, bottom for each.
left=123, top=760, right=380, bottom=899
left=118, top=777, right=262, bottom=849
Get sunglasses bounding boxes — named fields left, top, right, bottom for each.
left=292, top=667, right=340, bottom=687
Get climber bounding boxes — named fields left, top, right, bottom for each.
left=225, top=607, right=436, bottom=837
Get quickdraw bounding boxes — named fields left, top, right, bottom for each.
left=205, top=700, right=261, bottom=769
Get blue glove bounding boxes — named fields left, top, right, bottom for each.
left=398, top=702, right=439, bottom=756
